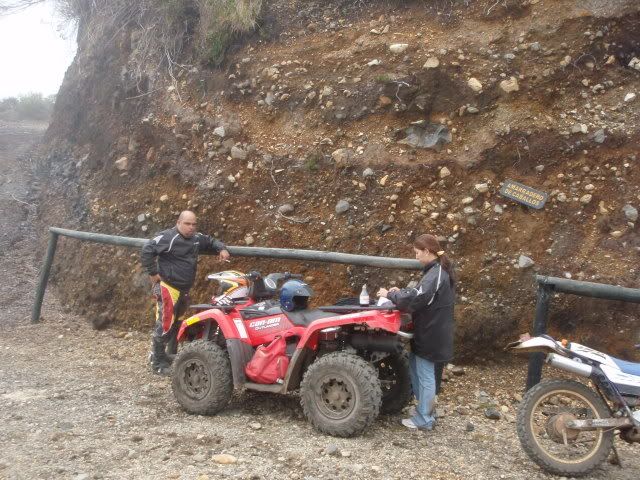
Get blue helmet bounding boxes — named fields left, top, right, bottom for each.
left=280, top=280, right=314, bottom=312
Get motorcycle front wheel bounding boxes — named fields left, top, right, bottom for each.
left=517, top=379, right=614, bottom=477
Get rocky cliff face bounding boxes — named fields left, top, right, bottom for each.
left=36, top=0, right=640, bottom=358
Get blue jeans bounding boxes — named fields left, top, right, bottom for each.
left=409, top=352, right=436, bottom=429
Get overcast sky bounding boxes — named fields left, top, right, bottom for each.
left=0, top=0, right=77, bottom=99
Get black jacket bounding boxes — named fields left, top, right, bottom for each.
left=387, top=261, right=455, bottom=363
left=140, top=227, right=226, bottom=291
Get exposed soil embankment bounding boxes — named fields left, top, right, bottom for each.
left=34, top=0, right=640, bottom=359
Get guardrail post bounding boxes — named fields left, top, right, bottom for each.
left=31, top=231, right=59, bottom=323
left=526, top=284, right=552, bottom=390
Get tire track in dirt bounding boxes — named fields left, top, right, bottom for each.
left=0, top=120, right=46, bottom=328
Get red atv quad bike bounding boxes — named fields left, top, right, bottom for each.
left=171, top=271, right=413, bottom=437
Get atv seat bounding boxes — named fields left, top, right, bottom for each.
left=240, top=302, right=282, bottom=320
left=612, top=357, right=640, bottom=377
left=284, top=309, right=336, bottom=327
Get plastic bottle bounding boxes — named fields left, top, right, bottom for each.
left=359, top=284, right=369, bottom=306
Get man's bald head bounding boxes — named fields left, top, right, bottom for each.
left=178, top=210, right=197, bottom=222
left=177, top=210, right=197, bottom=238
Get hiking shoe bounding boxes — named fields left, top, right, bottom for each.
left=401, top=418, right=435, bottom=431
left=152, top=365, right=171, bottom=376
left=401, top=418, right=418, bottom=429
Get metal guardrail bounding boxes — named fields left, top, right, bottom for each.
left=536, top=275, right=640, bottom=303
left=36, top=229, right=639, bottom=384
left=32, top=227, right=423, bottom=323
left=526, top=275, right=640, bottom=390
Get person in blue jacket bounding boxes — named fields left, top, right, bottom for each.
left=378, top=234, right=455, bottom=430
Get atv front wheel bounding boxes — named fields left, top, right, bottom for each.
left=376, top=352, right=412, bottom=415
left=300, top=352, right=382, bottom=437
left=171, top=340, right=232, bottom=415
left=517, top=379, right=614, bottom=477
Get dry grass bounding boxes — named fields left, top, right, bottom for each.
left=196, top=0, right=263, bottom=66
left=44, top=0, right=263, bottom=91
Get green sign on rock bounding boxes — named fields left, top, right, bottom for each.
left=499, top=179, right=548, bottom=209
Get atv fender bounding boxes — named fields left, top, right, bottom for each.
left=280, top=310, right=402, bottom=393
left=282, top=347, right=314, bottom=391
left=226, top=338, right=256, bottom=388
left=177, top=309, right=242, bottom=342
left=297, top=310, right=401, bottom=350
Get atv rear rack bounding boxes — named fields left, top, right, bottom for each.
left=318, top=305, right=398, bottom=313
left=188, top=304, right=399, bottom=316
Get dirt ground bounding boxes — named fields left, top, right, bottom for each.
left=1, top=121, right=639, bottom=480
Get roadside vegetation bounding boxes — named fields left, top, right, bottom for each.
left=57, top=0, right=263, bottom=71
left=0, top=93, right=54, bottom=122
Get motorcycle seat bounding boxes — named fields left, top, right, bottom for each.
left=284, top=309, right=336, bottom=327
left=611, top=357, right=640, bottom=377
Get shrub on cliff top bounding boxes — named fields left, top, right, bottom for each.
left=196, top=0, right=263, bottom=66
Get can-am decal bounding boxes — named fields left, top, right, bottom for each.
left=248, top=316, right=283, bottom=331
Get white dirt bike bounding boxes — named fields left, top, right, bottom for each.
left=507, top=334, right=640, bottom=476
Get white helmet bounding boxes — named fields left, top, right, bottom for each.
left=207, top=270, right=249, bottom=305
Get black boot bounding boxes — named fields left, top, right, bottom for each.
left=166, top=333, right=178, bottom=365
left=151, top=337, right=171, bottom=376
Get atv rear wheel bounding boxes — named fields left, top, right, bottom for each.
left=300, top=352, right=382, bottom=437
left=376, top=352, right=412, bottom=415
left=171, top=340, right=232, bottom=415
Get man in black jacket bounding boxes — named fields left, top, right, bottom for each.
left=141, top=210, right=230, bottom=375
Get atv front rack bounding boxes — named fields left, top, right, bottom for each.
left=189, top=304, right=235, bottom=312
